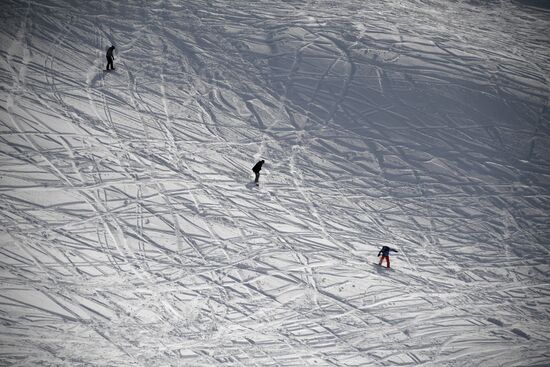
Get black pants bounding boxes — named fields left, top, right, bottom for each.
left=106, top=56, right=114, bottom=70
left=254, top=171, right=260, bottom=183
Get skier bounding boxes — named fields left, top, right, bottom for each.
left=252, top=160, right=265, bottom=185
left=106, top=45, right=115, bottom=70
left=377, top=245, right=398, bottom=268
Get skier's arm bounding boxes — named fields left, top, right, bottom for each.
left=390, top=248, right=398, bottom=253
left=377, top=251, right=382, bottom=257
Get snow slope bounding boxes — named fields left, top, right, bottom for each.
left=1, top=0, right=549, bottom=365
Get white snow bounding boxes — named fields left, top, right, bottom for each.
left=1, top=0, right=549, bottom=366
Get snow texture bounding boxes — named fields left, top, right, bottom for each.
left=1, top=0, right=549, bottom=366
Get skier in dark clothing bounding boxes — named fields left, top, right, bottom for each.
left=377, top=246, right=398, bottom=268
left=106, top=46, right=115, bottom=70
left=252, top=160, right=265, bottom=184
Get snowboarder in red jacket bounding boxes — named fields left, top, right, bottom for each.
left=252, top=160, right=265, bottom=184
left=378, top=246, right=398, bottom=268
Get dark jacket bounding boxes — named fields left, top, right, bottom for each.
left=252, top=160, right=264, bottom=173
left=106, top=46, right=115, bottom=58
left=378, top=246, right=397, bottom=257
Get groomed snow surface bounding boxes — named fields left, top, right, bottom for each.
left=1, top=0, right=550, bottom=366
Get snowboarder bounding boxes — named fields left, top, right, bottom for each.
left=106, top=45, right=115, bottom=70
left=377, top=245, right=398, bottom=268
left=252, top=160, right=265, bottom=184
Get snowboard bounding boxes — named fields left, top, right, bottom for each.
left=103, top=68, right=115, bottom=72
left=246, top=181, right=260, bottom=189
left=373, top=263, right=393, bottom=270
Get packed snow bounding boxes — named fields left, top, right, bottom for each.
left=1, top=0, right=549, bottom=366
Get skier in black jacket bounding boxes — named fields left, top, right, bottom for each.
left=377, top=246, right=398, bottom=268
left=252, top=160, right=265, bottom=184
left=106, top=45, right=115, bottom=70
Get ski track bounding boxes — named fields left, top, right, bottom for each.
left=1, top=0, right=550, bottom=366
